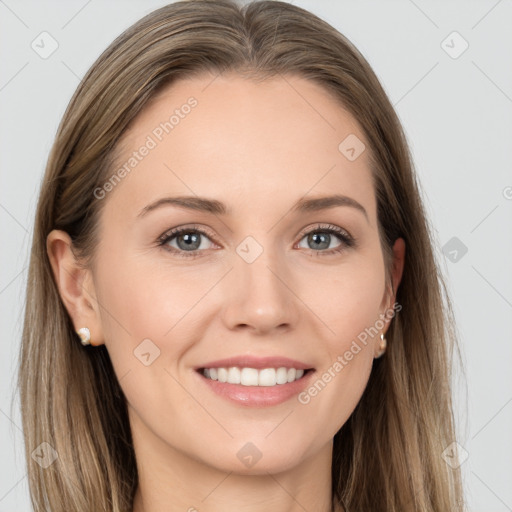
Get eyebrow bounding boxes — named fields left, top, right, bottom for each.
left=138, top=194, right=368, bottom=221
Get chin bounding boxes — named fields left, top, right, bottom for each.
left=197, top=439, right=312, bottom=476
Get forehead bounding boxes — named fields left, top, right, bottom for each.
left=106, top=72, right=376, bottom=222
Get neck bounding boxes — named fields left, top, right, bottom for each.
left=130, top=414, right=341, bottom=512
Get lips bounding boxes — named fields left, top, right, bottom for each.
left=195, top=356, right=314, bottom=386
left=195, top=355, right=313, bottom=371
left=194, top=355, right=315, bottom=406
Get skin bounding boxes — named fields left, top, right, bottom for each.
left=48, top=73, right=405, bottom=512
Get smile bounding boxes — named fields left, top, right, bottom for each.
left=201, top=366, right=307, bottom=387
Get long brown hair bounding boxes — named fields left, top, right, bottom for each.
left=18, top=1, right=465, bottom=510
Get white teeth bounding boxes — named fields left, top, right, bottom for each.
left=228, top=367, right=241, bottom=384
left=258, top=368, right=276, bottom=386
left=217, top=367, right=228, bottom=383
left=202, top=366, right=307, bottom=386
left=276, top=367, right=288, bottom=384
left=241, top=368, right=259, bottom=386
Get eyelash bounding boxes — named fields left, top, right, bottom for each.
left=157, top=223, right=356, bottom=259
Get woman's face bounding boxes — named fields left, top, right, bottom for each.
left=88, top=73, right=402, bottom=474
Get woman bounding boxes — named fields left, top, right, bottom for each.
left=18, top=0, right=465, bottom=510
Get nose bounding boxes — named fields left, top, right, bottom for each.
left=220, top=244, right=301, bottom=335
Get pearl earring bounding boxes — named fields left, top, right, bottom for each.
left=375, top=332, right=387, bottom=358
left=77, top=327, right=91, bottom=346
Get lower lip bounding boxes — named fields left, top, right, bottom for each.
left=195, top=370, right=315, bottom=407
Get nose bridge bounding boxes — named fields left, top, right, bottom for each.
left=222, top=235, right=300, bottom=333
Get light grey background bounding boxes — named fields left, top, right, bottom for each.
left=1, top=1, right=511, bottom=510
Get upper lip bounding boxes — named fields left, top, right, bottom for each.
left=196, top=356, right=314, bottom=371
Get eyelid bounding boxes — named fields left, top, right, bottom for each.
left=157, top=222, right=356, bottom=257
left=157, top=224, right=218, bottom=245
left=295, top=223, right=353, bottom=242
left=157, top=223, right=353, bottom=243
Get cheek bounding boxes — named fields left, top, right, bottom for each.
left=96, top=252, right=193, bottom=340
left=92, top=256, right=195, bottom=431
left=93, top=253, right=187, bottom=377
left=298, top=251, right=387, bottom=348
left=294, top=251, right=385, bottom=426
left=93, top=251, right=226, bottom=387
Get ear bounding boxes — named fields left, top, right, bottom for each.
left=381, top=237, right=406, bottom=335
left=46, top=229, right=104, bottom=346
